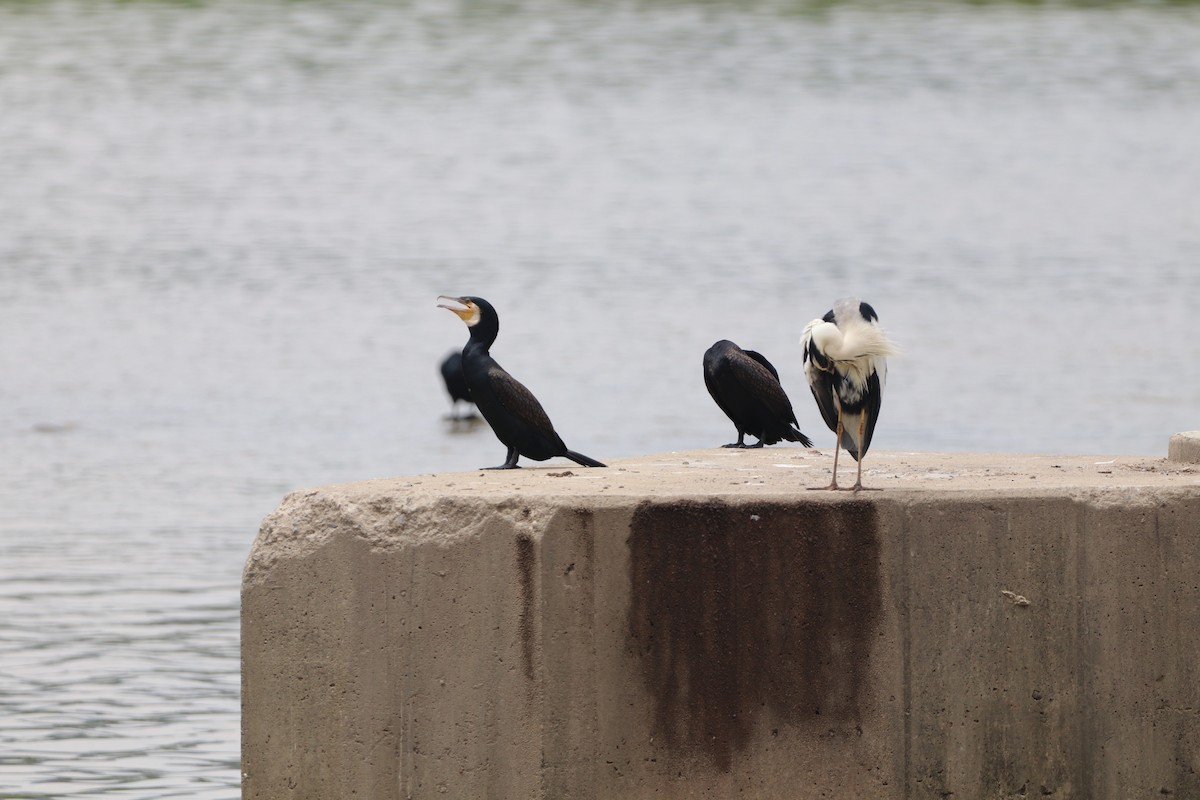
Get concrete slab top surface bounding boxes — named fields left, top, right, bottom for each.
left=311, top=447, right=1200, bottom=504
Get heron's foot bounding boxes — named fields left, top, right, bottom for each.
left=850, top=484, right=881, bottom=492
left=482, top=464, right=521, bottom=470
left=807, top=481, right=839, bottom=491
left=721, top=442, right=751, bottom=449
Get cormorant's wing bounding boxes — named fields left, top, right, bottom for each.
left=485, top=363, right=565, bottom=450
left=742, top=350, right=781, bottom=381
left=731, top=354, right=797, bottom=424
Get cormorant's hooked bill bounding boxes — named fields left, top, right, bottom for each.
left=801, top=298, right=898, bottom=491
left=703, top=340, right=813, bottom=450
left=439, top=295, right=606, bottom=470
left=438, top=296, right=482, bottom=327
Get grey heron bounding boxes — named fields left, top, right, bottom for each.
left=801, top=298, right=898, bottom=491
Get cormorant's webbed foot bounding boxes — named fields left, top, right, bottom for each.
left=482, top=447, right=521, bottom=470
left=721, top=432, right=749, bottom=449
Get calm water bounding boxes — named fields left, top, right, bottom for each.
left=2, top=0, right=1199, bottom=795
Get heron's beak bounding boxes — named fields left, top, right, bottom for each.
left=438, top=296, right=479, bottom=325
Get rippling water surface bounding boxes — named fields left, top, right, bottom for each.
left=2, top=0, right=1199, bottom=795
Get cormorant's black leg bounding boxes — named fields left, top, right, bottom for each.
left=722, top=431, right=749, bottom=449
left=483, top=446, right=521, bottom=470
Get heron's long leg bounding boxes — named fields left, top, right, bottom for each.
left=852, top=415, right=866, bottom=491
left=851, top=414, right=882, bottom=491
left=810, top=407, right=842, bottom=490
left=832, top=414, right=843, bottom=489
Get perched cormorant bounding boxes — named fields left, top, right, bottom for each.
left=438, top=295, right=606, bottom=470
left=439, top=350, right=476, bottom=419
left=801, top=298, right=898, bottom=491
left=703, top=340, right=814, bottom=449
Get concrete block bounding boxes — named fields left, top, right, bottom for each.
left=1169, top=431, right=1200, bottom=463
left=242, top=449, right=1200, bottom=799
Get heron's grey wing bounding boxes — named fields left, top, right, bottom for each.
left=808, top=370, right=841, bottom=435
left=802, top=332, right=841, bottom=435
left=856, top=368, right=884, bottom=458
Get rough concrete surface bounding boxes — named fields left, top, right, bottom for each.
left=242, top=447, right=1200, bottom=800
left=1169, top=431, right=1200, bottom=464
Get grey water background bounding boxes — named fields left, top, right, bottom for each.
left=1, top=0, right=1199, bottom=795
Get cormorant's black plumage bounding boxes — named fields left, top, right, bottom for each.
left=439, top=295, right=606, bottom=470
left=703, top=340, right=813, bottom=449
left=439, top=350, right=475, bottom=418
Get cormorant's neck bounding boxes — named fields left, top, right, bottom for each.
left=464, top=317, right=498, bottom=355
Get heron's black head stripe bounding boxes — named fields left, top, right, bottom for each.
left=858, top=301, right=879, bottom=322
left=807, top=339, right=830, bottom=370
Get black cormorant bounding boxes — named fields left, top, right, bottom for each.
left=801, top=298, right=898, bottom=491
left=438, top=295, right=606, bottom=469
left=439, top=350, right=476, bottom=419
left=703, top=340, right=814, bottom=449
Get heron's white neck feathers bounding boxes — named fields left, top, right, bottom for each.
left=810, top=318, right=899, bottom=362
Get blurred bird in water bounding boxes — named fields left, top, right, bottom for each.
left=438, top=296, right=606, bottom=470
left=439, top=350, right=477, bottom=420
left=801, top=299, right=898, bottom=491
left=703, top=340, right=813, bottom=449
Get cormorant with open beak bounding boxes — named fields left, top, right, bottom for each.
left=438, top=296, right=606, bottom=470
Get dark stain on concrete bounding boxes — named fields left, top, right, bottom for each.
left=627, top=498, right=882, bottom=770
left=516, top=532, right=536, bottom=683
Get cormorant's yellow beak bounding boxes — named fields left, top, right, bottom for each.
left=438, top=296, right=480, bottom=326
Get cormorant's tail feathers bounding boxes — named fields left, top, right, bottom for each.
left=780, top=425, right=815, bottom=448
left=565, top=450, right=607, bottom=468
